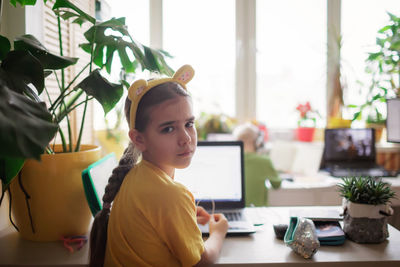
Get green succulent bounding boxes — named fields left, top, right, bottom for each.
left=337, top=177, right=396, bottom=205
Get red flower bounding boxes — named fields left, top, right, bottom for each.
left=296, top=101, right=311, bottom=119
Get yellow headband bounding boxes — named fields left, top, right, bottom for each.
left=127, top=64, right=195, bottom=130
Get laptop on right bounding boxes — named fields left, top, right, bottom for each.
left=321, top=128, right=394, bottom=177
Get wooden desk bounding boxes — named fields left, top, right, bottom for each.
left=1, top=207, right=400, bottom=266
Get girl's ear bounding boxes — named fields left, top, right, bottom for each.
left=129, top=129, right=146, bottom=152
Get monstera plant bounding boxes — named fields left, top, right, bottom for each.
left=0, top=0, right=173, bottom=207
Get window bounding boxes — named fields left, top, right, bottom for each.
left=256, top=0, right=327, bottom=128
left=163, top=0, right=236, bottom=117
left=104, top=0, right=400, bottom=131
left=341, top=0, right=399, bottom=118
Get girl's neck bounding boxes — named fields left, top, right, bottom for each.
left=142, top=156, right=175, bottom=178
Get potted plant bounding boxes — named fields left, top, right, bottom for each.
left=0, top=0, right=173, bottom=241
left=349, top=12, right=400, bottom=138
left=295, top=101, right=320, bottom=142
left=338, top=176, right=396, bottom=243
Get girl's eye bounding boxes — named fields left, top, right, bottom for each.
left=186, top=121, right=194, bottom=128
left=161, top=126, right=174, bottom=133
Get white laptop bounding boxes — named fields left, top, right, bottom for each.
left=175, top=141, right=255, bottom=235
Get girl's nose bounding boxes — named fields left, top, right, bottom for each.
left=179, top=129, right=191, bottom=146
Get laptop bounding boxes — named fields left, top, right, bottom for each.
left=175, top=141, right=255, bottom=235
left=321, top=128, right=392, bottom=177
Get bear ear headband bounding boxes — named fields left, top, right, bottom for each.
left=127, top=64, right=195, bottom=130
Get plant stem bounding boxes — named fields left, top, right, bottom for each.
left=55, top=89, right=84, bottom=123
left=7, top=187, right=19, bottom=232
left=74, top=23, right=97, bottom=152
left=44, top=86, right=53, bottom=107
left=18, top=171, right=35, bottom=233
left=58, top=128, right=67, bottom=152
left=57, top=14, right=72, bottom=152
left=74, top=96, right=89, bottom=152
left=49, top=63, right=90, bottom=112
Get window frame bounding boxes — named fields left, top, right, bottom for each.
left=150, top=0, right=341, bottom=126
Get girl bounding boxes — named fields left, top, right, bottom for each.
left=90, top=65, right=228, bottom=267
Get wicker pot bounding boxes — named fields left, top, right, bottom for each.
left=342, top=200, right=392, bottom=243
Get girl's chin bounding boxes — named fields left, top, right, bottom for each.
left=174, top=159, right=192, bottom=169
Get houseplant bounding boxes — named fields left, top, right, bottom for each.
left=349, top=12, right=400, bottom=137
left=338, top=176, right=396, bottom=243
left=295, top=101, right=320, bottom=142
left=0, top=0, right=173, bottom=240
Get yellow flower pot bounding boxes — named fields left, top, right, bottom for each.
left=9, top=145, right=101, bottom=241
left=327, top=117, right=352, bottom=128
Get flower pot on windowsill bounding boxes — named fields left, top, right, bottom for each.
left=9, top=145, right=101, bottom=241
left=296, top=127, right=315, bottom=142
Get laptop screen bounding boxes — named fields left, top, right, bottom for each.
left=323, top=128, right=376, bottom=163
left=174, top=141, right=245, bottom=209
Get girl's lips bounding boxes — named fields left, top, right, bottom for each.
left=178, top=150, right=193, bottom=157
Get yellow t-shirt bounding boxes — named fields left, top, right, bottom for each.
left=104, top=159, right=204, bottom=267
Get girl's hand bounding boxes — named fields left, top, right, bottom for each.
left=196, top=206, right=211, bottom=225
left=209, top=213, right=228, bottom=236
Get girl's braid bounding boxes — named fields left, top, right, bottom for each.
left=89, top=142, right=139, bottom=267
left=102, top=142, right=137, bottom=206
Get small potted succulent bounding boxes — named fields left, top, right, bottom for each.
left=338, top=177, right=396, bottom=243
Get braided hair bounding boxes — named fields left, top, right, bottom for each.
left=89, top=82, right=189, bottom=267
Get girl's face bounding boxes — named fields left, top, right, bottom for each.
left=131, top=96, right=197, bottom=177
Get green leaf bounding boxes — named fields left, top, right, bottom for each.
left=0, top=157, right=25, bottom=189
left=378, top=25, right=391, bottom=33
left=74, top=70, right=123, bottom=115
left=81, top=17, right=173, bottom=76
left=118, top=47, right=135, bottom=73
left=0, top=35, right=11, bottom=61
left=9, top=0, right=37, bottom=7
left=79, top=43, right=92, bottom=53
left=1, top=50, right=44, bottom=95
left=0, top=80, right=58, bottom=159
left=14, top=34, right=78, bottom=70
left=59, top=10, right=78, bottom=20
left=52, top=0, right=95, bottom=24
left=93, top=44, right=104, bottom=68
left=105, top=44, right=116, bottom=74
left=143, top=46, right=159, bottom=72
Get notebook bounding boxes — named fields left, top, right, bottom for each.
left=321, top=128, right=391, bottom=177
left=175, top=141, right=255, bottom=235
left=82, top=153, right=118, bottom=216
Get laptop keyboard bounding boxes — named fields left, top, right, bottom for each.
left=330, top=167, right=389, bottom=177
left=223, top=211, right=243, bottom=222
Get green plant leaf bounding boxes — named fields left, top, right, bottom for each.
left=1, top=50, right=44, bottom=95
left=14, top=34, right=78, bottom=70
left=0, top=80, right=58, bottom=160
left=74, top=69, right=123, bottom=115
left=52, top=0, right=95, bottom=24
left=118, top=46, right=136, bottom=73
left=0, top=157, right=25, bottom=190
left=9, top=0, right=37, bottom=7
left=0, top=35, right=11, bottom=61
left=82, top=17, right=173, bottom=75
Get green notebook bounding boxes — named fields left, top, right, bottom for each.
left=82, top=153, right=118, bottom=217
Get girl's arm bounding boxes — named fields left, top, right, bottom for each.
left=195, top=213, right=228, bottom=266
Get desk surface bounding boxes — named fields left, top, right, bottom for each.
left=1, top=206, right=400, bottom=267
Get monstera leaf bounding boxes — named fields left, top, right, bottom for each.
left=14, top=35, right=78, bottom=70
left=75, top=69, right=123, bottom=115
left=0, top=80, right=58, bottom=187
left=1, top=50, right=44, bottom=96
left=81, top=17, right=173, bottom=76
